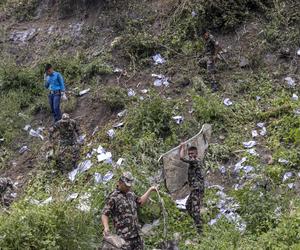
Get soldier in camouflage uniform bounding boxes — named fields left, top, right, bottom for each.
left=101, top=172, right=157, bottom=250
left=0, top=177, right=14, bottom=206
left=200, top=29, right=221, bottom=92
left=50, top=113, right=81, bottom=173
left=179, top=144, right=205, bottom=234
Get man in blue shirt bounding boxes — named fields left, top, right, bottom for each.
left=44, top=64, right=66, bottom=122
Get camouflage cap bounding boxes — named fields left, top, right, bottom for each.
left=120, top=171, right=134, bottom=187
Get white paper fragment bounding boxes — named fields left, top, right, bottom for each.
left=66, top=193, right=79, bottom=201
left=19, top=145, right=29, bottom=154
left=96, top=145, right=105, bottom=154
left=278, top=158, right=289, bottom=164
left=79, top=88, right=90, bottom=96
left=256, top=96, right=261, bottom=101
left=283, top=172, right=293, bottom=182
left=219, top=166, right=226, bottom=174
left=68, top=160, right=93, bottom=182
left=97, top=152, right=112, bottom=162
left=117, top=110, right=127, bottom=118
left=107, top=129, right=115, bottom=139
left=77, top=134, right=86, bottom=144
left=116, top=158, right=124, bottom=166
left=287, top=183, right=294, bottom=189
left=247, top=148, right=259, bottom=156
left=94, top=173, right=102, bottom=184
left=223, top=98, right=233, bottom=106
left=292, top=93, right=299, bottom=101
left=234, top=157, right=247, bottom=172
left=103, top=171, right=114, bottom=183
left=127, top=88, right=136, bottom=97
left=172, top=116, right=184, bottom=124
left=243, top=141, right=256, bottom=148
left=113, top=122, right=124, bottom=128
left=29, top=129, right=44, bottom=140
left=140, top=89, right=148, bottom=94
left=294, top=109, right=300, bottom=116
left=152, top=74, right=169, bottom=87
left=252, top=130, right=258, bottom=137
left=191, top=11, right=197, bottom=17
left=260, top=127, right=267, bottom=136
left=152, top=54, right=166, bottom=65
left=257, top=122, right=265, bottom=128
left=23, top=124, right=31, bottom=131
left=297, top=49, right=300, bottom=56
left=284, top=77, right=296, bottom=87
left=175, top=195, right=189, bottom=210
left=77, top=193, right=91, bottom=212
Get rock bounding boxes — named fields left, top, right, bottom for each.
left=239, top=56, right=250, bottom=68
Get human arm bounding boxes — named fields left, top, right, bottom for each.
left=179, top=143, right=185, bottom=160
left=44, top=73, right=49, bottom=89
left=57, top=73, right=65, bottom=92
left=101, top=214, right=110, bottom=236
left=138, top=186, right=157, bottom=206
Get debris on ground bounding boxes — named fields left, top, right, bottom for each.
left=141, top=219, right=160, bottom=236
left=29, top=128, right=44, bottom=140
left=247, top=148, right=259, bottom=156
left=30, top=196, right=53, bottom=206
left=239, top=56, right=250, bottom=68
left=294, top=108, right=300, bottom=116
left=76, top=193, right=91, bottom=212
left=223, top=98, right=233, bottom=106
left=113, top=122, right=124, bottom=128
left=68, top=160, right=93, bottom=182
left=79, top=88, right=90, bottom=96
left=140, top=89, right=148, bottom=94
left=152, top=74, right=170, bottom=87
left=278, top=158, right=289, bottom=165
left=23, top=124, right=31, bottom=131
left=191, top=11, right=197, bottom=17
left=152, top=54, right=166, bottom=65
left=127, top=88, right=136, bottom=97
left=282, top=172, right=293, bottom=182
left=284, top=76, right=296, bottom=87
left=107, top=129, right=115, bottom=139
left=242, top=141, right=256, bottom=148
left=116, top=158, right=124, bottom=166
left=103, top=171, right=114, bottom=183
left=297, top=49, right=300, bottom=56
left=19, top=145, right=29, bottom=154
left=117, top=110, right=127, bottom=118
left=66, top=193, right=79, bottom=201
left=292, top=93, right=299, bottom=101
left=94, top=173, right=102, bottom=184
left=252, top=130, right=258, bottom=137
left=172, top=116, right=184, bottom=124
left=175, top=195, right=189, bottom=210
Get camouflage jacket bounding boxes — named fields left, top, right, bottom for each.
left=102, top=188, right=141, bottom=240
left=205, top=34, right=217, bottom=57
left=180, top=157, right=205, bottom=192
left=51, top=118, right=80, bottom=146
left=0, top=177, right=13, bottom=195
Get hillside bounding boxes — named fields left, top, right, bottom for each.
left=0, top=0, right=300, bottom=249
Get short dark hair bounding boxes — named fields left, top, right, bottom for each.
left=188, top=146, right=198, bottom=151
left=200, top=28, right=208, bottom=36
left=45, top=63, right=52, bottom=72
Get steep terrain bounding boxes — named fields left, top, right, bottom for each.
left=0, top=0, right=300, bottom=249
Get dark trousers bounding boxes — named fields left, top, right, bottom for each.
left=48, top=92, right=62, bottom=122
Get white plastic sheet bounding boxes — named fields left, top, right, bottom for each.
left=152, top=54, right=166, bottom=65
left=172, top=116, right=184, bottom=124
left=79, top=88, right=90, bottom=96
left=223, top=98, right=233, bottom=106
left=243, top=141, right=256, bottom=148
left=175, top=195, right=189, bottom=210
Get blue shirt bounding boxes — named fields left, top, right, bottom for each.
left=44, top=71, right=65, bottom=91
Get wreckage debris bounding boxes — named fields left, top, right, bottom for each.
left=152, top=54, right=166, bottom=65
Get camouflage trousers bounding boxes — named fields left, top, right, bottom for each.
left=186, top=189, right=204, bottom=233
left=55, top=144, right=79, bottom=172
left=122, top=236, right=144, bottom=250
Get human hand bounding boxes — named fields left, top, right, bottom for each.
left=61, top=92, right=68, bottom=101
left=150, top=185, right=159, bottom=192
left=103, top=227, right=110, bottom=237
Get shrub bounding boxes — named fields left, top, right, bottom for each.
left=100, top=86, right=129, bottom=111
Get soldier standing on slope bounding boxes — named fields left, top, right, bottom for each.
left=49, top=113, right=81, bottom=173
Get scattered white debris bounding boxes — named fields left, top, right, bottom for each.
left=97, top=152, right=112, bottom=162
left=23, top=124, right=31, bottom=131
left=260, top=127, right=267, bottom=136
left=175, top=195, right=189, bottom=210
left=297, top=49, right=300, bottom=56
left=292, top=93, right=299, bottom=101
left=66, top=193, right=79, bottom=201
left=152, top=54, right=166, bottom=65
left=141, top=219, right=160, bottom=236
left=234, top=157, right=247, bottom=172
left=152, top=74, right=169, bottom=87
left=103, top=171, right=114, bottom=183
left=219, top=166, right=226, bottom=174
left=278, top=158, right=289, bottom=164
left=30, top=196, right=53, bottom=206
left=117, top=110, right=127, bottom=118
left=116, top=158, right=124, bottom=166
left=77, top=193, right=91, bottom=212
left=243, top=165, right=254, bottom=173
left=274, top=207, right=281, bottom=218
left=284, top=76, right=296, bottom=87
left=294, top=109, right=300, bottom=116
left=29, top=128, right=44, bottom=140
left=287, top=183, right=294, bottom=189
left=243, top=141, right=256, bottom=148
left=68, top=160, right=93, bottom=182
left=10, top=28, right=37, bottom=43
left=191, top=11, right=197, bottom=17
left=94, top=173, right=102, bottom=184
left=247, top=148, right=259, bottom=156
left=172, top=116, right=184, bottom=124
left=256, top=96, right=261, bottom=101
left=113, top=122, right=124, bottom=128
left=0, top=138, right=4, bottom=143
left=257, top=122, right=265, bottom=128
left=77, top=134, right=86, bottom=144
left=79, top=88, right=90, bottom=96
left=19, top=145, right=29, bottom=154
left=140, top=89, right=148, bottom=94
left=127, top=88, right=136, bottom=97
left=107, top=129, right=115, bottom=139
left=251, top=130, right=258, bottom=137
left=92, top=126, right=99, bottom=136
left=114, top=68, right=123, bottom=73
left=283, top=172, right=293, bottom=182
left=223, top=98, right=233, bottom=106
left=96, top=145, right=105, bottom=154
